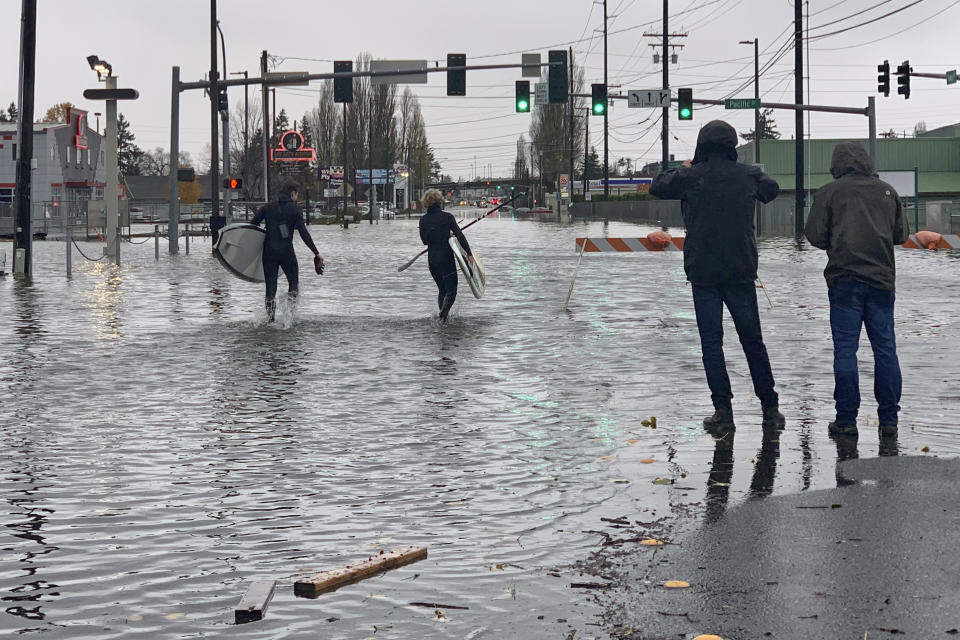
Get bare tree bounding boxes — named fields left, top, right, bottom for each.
left=529, top=61, right=585, bottom=191
left=514, top=135, right=530, bottom=181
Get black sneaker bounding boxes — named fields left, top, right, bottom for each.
left=761, top=405, right=786, bottom=430
left=828, top=421, right=858, bottom=436
left=703, top=406, right=734, bottom=429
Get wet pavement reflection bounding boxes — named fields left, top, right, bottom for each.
left=0, top=215, right=957, bottom=638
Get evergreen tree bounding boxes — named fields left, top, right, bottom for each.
left=740, top=108, right=781, bottom=141
left=117, top=113, right=144, bottom=176
left=6, top=102, right=18, bottom=122
left=583, top=146, right=602, bottom=180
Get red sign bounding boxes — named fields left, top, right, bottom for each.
left=271, top=129, right=315, bottom=162
left=66, top=106, right=88, bottom=150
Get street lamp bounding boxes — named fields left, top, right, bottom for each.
left=738, top=39, right=760, bottom=165
left=739, top=38, right=761, bottom=234
left=86, top=55, right=112, bottom=81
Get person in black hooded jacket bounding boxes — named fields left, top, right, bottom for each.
left=251, top=183, right=324, bottom=321
left=418, top=188, right=474, bottom=323
left=650, top=119, right=784, bottom=431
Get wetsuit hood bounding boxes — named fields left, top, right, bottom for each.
left=692, top=120, right=739, bottom=164
left=278, top=192, right=294, bottom=204
left=426, top=203, right=443, bottom=214
left=829, top=141, right=874, bottom=179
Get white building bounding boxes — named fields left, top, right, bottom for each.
left=0, top=106, right=106, bottom=210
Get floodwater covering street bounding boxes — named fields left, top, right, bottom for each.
left=1, top=213, right=958, bottom=639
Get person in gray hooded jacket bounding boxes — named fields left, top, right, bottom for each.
left=805, top=141, right=908, bottom=437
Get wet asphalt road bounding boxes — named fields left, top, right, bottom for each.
left=593, top=454, right=960, bottom=640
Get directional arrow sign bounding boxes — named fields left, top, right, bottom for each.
left=628, top=89, right=670, bottom=108
left=82, top=88, right=139, bottom=100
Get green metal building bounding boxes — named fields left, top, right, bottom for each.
left=739, top=123, right=960, bottom=235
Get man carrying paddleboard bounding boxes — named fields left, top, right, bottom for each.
left=418, top=188, right=474, bottom=323
left=252, top=183, right=324, bottom=321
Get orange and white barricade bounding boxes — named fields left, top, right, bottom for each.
left=902, top=233, right=960, bottom=250
left=563, top=233, right=686, bottom=310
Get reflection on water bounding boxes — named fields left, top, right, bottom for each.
left=0, top=218, right=957, bottom=637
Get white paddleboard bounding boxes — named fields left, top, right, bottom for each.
left=214, top=223, right=266, bottom=282
left=449, top=236, right=485, bottom=299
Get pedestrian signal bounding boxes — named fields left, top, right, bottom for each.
left=677, top=88, right=693, bottom=120
left=223, top=177, right=242, bottom=189
left=591, top=84, right=606, bottom=115
left=515, top=80, right=530, bottom=113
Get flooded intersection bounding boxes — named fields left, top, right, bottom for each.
left=1, top=215, right=958, bottom=638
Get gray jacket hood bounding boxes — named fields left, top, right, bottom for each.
left=830, top=141, right=874, bottom=179
left=692, top=120, right=739, bottom=164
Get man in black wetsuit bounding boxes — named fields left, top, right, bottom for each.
left=418, top=188, right=474, bottom=323
left=252, top=183, right=324, bottom=321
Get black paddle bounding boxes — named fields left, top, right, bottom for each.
left=397, top=193, right=525, bottom=273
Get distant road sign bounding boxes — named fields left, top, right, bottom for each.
left=535, top=82, right=548, bottom=105
left=522, top=53, right=541, bottom=78
left=628, top=89, right=670, bottom=108
left=947, top=69, right=957, bottom=85
left=264, top=71, right=309, bottom=86
left=82, top=88, right=139, bottom=100
left=370, top=60, right=428, bottom=85
left=725, top=98, right=761, bottom=109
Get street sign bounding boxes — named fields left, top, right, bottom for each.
left=628, top=89, right=670, bottom=108
left=82, top=88, right=139, bottom=100
left=370, top=60, right=428, bottom=85
left=725, top=98, right=761, bottom=109
left=947, top=69, right=958, bottom=85
left=522, top=53, right=541, bottom=78
left=559, top=173, right=569, bottom=198
left=535, top=82, right=548, bottom=105
left=264, top=71, right=309, bottom=86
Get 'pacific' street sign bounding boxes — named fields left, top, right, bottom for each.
left=724, top=98, right=760, bottom=109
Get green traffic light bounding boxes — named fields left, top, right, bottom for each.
left=517, top=99, right=529, bottom=111
left=593, top=103, right=605, bottom=115
left=679, top=107, right=691, bottom=118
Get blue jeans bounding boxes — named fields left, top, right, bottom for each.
left=828, top=278, right=902, bottom=426
left=692, top=283, right=779, bottom=408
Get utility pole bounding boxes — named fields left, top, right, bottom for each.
left=583, top=111, right=589, bottom=200
left=603, top=0, right=609, bottom=198
left=662, top=0, right=669, bottom=172
left=169, top=66, right=180, bottom=252
left=568, top=46, right=575, bottom=210
left=368, top=92, right=374, bottom=224
left=794, top=0, right=804, bottom=238
left=217, top=21, right=230, bottom=225
left=342, top=102, right=347, bottom=217
left=13, top=0, right=37, bottom=276
left=209, top=0, right=221, bottom=227
left=261, top=50, right=270, bottom=202
left=104, top=75, right=119, bottom=262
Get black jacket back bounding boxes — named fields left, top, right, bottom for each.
left=650, top=121, right=779, bottom=286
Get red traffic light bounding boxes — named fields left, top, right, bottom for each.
left=223, top=177, right=242, bottom=189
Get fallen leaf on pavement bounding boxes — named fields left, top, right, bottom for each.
left=664, top=580, right=690, bottom=589
left=640, top=458, right=655, bottom=464
left=640, top=538, right=663, bottom=546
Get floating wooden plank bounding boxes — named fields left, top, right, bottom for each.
left=234, top=578, right=277, bottom=624
left=294, top=547, right=428, bottom=598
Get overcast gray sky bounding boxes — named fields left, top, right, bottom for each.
left=4, top=0, right=958, bottom=179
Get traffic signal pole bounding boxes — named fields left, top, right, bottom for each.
left=169, top=66, right=180, bottom=253
left=13, top=0, right=37, bottom=276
